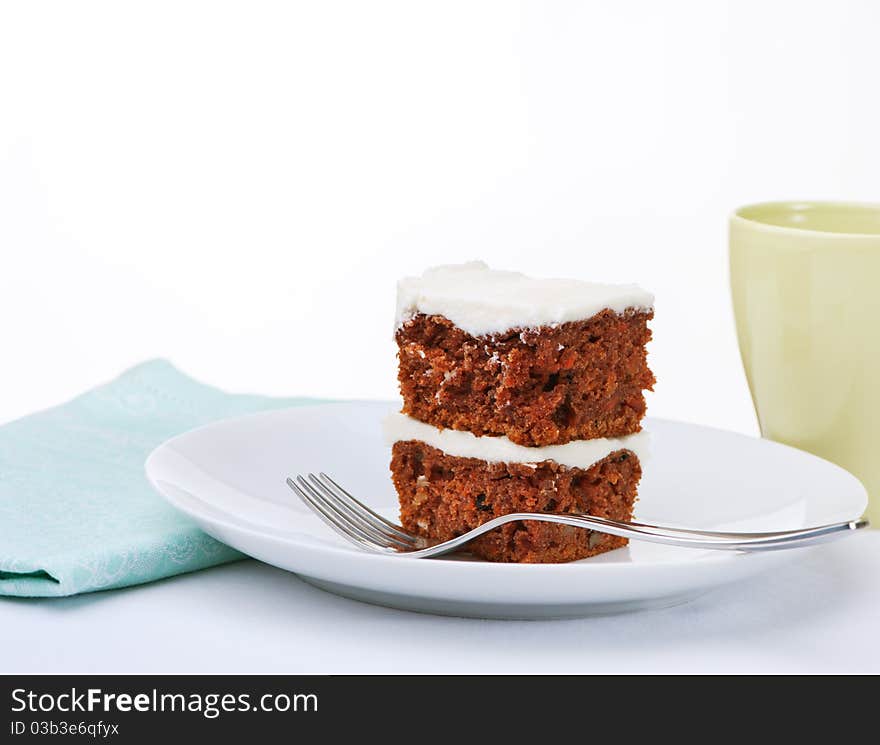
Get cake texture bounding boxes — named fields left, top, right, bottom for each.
left=390, top=440, right=641, bottom=563
left=387, top=262, right=654, bottom=564
left=397, top=309, right=653, bottom=447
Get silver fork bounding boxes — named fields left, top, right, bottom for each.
left=286, top=473, right=869, bottom=558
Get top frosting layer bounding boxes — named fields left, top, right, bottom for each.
left=395, top=261, right=654, bottom=337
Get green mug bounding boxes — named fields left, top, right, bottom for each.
left=730, top=201, right=880, bottom=526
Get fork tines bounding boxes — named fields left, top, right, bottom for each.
left=286, top=473, right=417, bottom=553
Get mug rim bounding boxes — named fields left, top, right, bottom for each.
left=731, top=200, right=880, bottom=239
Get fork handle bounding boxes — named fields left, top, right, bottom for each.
left=485, top=513, right=869, bottom=552
left=405, top=514, right=869, bottom=558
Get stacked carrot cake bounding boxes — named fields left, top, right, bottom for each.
left=385, top=262, right=654, bottom=563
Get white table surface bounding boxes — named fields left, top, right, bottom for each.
left=3, top=532, right=878, bottom=675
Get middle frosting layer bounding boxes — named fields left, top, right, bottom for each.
left=383, top=411, right=649, bottom=470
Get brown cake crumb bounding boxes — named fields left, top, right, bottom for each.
left=390, top=440, right=640, bottom=563
left=395, top=309, right=654, bottom=447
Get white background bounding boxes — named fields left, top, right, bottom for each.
left=3, top=0, right=879, bottom=432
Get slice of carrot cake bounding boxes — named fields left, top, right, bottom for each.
left=387, top=262, right=654, bottom=563
left=395, top=262, right=654, bottom=447
left=386, top=413, right=648, bottom=563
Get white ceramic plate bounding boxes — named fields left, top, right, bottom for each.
left=145, top=402, right=867, bottom=619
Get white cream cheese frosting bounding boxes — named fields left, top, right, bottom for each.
left=383, top=411, right=649, bottom=470
left=395, top=261, right=654, bottom=337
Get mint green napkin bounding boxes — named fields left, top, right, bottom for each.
left=0, top=360, right=316, bottom=598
